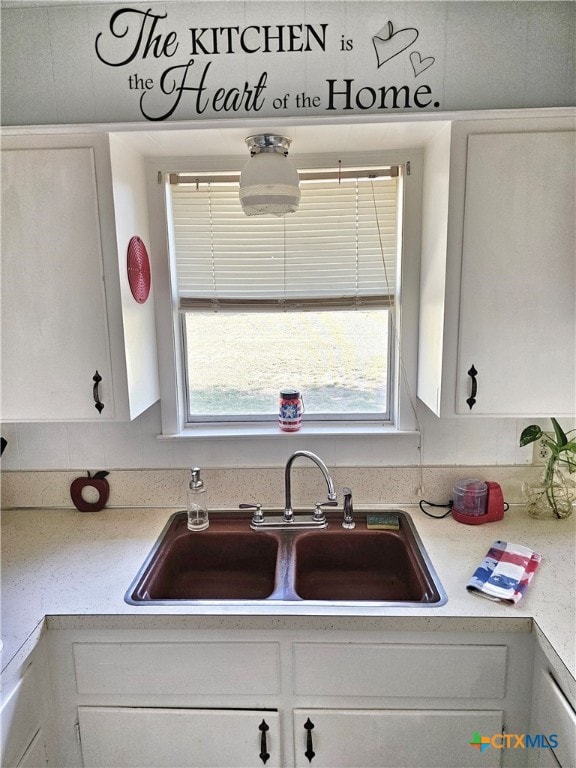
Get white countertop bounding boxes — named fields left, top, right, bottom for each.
left=1, top=505, right=574, bottom=691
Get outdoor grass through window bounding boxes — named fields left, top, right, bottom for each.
left=185, top=310, right=389, bottom=419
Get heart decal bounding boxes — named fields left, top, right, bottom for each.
left=410, top=51, right=435, bottom=77
left=372, top=21, right=419, bottom=69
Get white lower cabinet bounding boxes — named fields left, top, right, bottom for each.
left=529, top=647, right=576, bottom=768
left=77, top=707, right=280, bottom=768
left=1, top=639, right=55, bottom=768
left=42, top=629, right=538, bottom=768
left=293, top=709, right=503, bottom=768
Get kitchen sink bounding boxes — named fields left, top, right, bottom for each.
left=125, top=510, right=447, bottom=606
left=128, top=517, right=279, bottom=600
left=294, top=531, right=437, bottom=602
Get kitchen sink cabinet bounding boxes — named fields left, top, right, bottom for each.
left=43, top=628, right=534, bottom=768
left=292, top=709, right=503, bottom=768
left=418, top=117, right=575, bottom=417
left=77, top=706, right=502, bottom=768
left=77, top=707, right=281, bottom=768
left=291, top=641, right=507, bottom=767
left=0, top=133, right=159, bottom=422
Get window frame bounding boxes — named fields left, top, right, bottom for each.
left=179, top=308, right=395, bottom=424
left=147, top=145, right=423, bottom=439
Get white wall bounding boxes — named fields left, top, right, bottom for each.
left=0, top=402, right=554, bottom=470
left=1, top=1, right=574, bottom=126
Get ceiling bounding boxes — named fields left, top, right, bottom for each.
left=113, top=118, right=449, bottom=160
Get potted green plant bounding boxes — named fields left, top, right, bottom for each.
left=520, top=418, right=576, bottom=518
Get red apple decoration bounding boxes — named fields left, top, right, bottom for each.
left=70, top=471, right=110, bottom=512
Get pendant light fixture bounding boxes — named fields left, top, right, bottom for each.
left=239, top=134, right=300, bottom=216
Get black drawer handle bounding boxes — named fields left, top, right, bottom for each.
left=466, top=365, right=478, bottom=410
left=259, top=719, right=270, bottom=764
left=304, top=718, right=316, bottom=763
left=92, top=371, right=104, bottom=414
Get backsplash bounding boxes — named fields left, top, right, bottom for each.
left=1, top=466, right=541, bottom=510
left=0, top=401, right=546, bottom=472
left=2, top=402, right=569, bottom=509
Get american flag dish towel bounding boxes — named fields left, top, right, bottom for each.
left=466, top=540, right=542, bottom=604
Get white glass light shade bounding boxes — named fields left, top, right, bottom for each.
left=239, top=151, right=300, bottom=217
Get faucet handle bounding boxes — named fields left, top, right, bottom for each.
left=239, top=502, right=264, bottom=524
left=342, top=487, right=355, bottom=529
left=313, top=499, right=338, bottom=523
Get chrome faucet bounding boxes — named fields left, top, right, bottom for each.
left=245, top=450, right=337, bottom=530
left=284, top=450, right=337, bottom=523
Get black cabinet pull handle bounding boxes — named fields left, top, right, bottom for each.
left=92, top=371, right=104, bottom=413
left=466, top=365, right=478, bottom=410
left=259, top=719, right=270, bottom=764
left=304, top=718, right=316, bottom=763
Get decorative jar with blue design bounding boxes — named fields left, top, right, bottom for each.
left=279, top=388, right=303, bottom=432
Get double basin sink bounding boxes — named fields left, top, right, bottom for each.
left=125, top=510, right=447, bottom=607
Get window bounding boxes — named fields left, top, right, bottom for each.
left=166, top=166, right=404, bottom=426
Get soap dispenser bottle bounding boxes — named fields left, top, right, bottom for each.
left=187, top=467, right=209, bottom=531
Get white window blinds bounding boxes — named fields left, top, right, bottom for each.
left=170, top=169, right=399, bottom=311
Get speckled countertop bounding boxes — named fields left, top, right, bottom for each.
left=1, top=505, right=574, bottom=695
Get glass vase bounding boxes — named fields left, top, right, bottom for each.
left=523, top=467, right=575, bottom=519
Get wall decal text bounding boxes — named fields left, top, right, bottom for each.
left=93, top=7, right=439, bottom=121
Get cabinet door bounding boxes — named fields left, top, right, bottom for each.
left=78, top=707, right=280, bottom=768
left=531, top=669, right=576, bottom=768
left=1, top=664, right=46, bottom=768
left=294, top=709, right=503, bottom=768
left=456, top=131, right=575, bottom=415
left=1, top=147, right=113, bottom=420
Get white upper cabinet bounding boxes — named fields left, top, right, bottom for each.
left=418, top=117, right=575, bottom=417
left=1, top=134, right=159, bottom=421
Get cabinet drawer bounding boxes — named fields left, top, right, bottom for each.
left=293, top=643, right=507, bottom=699
left=73, top=641, right=280, bottom=695
left=533, top=670, right=576, bottom=768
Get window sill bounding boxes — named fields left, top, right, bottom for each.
left=158, top=422, right=419, bottom=440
